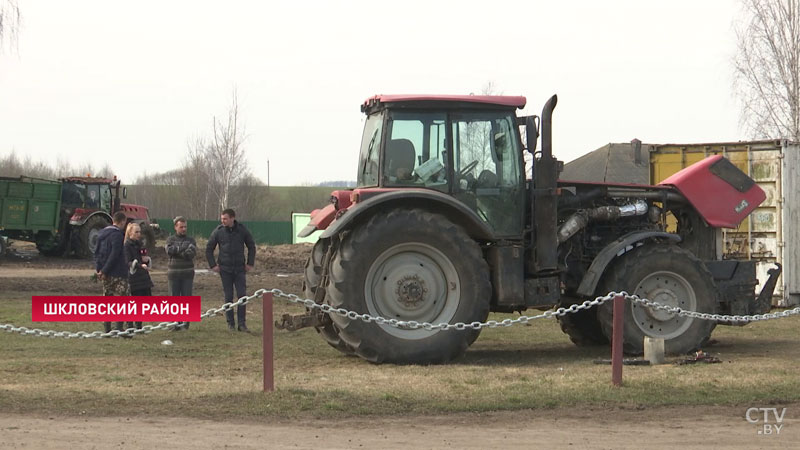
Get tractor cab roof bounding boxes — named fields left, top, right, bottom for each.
left=361, top=94, right=527, bottom=114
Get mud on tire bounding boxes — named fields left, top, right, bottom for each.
left=596, top=244, right=718, bottom=355
left=326, top=208, right=491, bottom=364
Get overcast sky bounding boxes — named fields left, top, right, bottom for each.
left=1, top=1, right=744, bottom=186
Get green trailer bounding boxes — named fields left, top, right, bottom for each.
left=0, top=176, right=63, bottom=254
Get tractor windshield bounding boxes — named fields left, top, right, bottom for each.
left=61, top=182, right=86, bottom=207
left=357, top=113, right=383, bottom=187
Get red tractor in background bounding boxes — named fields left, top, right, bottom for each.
left=294, top=94, right=781, bottom=364
left=59, top=176, right=158, bottom=258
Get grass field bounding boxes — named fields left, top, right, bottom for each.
left=1, top=292, right=799, bottom=419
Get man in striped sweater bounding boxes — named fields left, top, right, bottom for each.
left=165, top=216, right=197, bottom=330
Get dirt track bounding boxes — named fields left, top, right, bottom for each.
left=1, top=405, right=796, bottom=449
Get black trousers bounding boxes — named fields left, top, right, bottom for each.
left=128, top=286, right=150, bottom=329
left=220, top=270, right=247, bottom=326
left=169, top=277, right=194, bottom=329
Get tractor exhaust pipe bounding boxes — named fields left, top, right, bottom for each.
left=531, top=95, right=560, bottom=272
left=540, top=95, right=557, bottom=160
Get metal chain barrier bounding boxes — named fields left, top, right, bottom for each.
left=265, top=288, right=616, bottom=330
left=627, top=293, right=800, bottom=323
left=2, top=289, right=800, bottom=339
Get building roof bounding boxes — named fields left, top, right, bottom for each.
left=560, top=142, right=650, bottom=184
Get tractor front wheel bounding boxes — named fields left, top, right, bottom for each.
left=326, top=208, right=491, bottom=364
left=596, top=245, right=717, bottom=355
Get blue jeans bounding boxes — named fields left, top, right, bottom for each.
left=220, top=270, right=247, bottom=326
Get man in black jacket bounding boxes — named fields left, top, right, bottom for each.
left=95, top=211, right=130, bottom=334
left=206, top=208, right=256, bottom=331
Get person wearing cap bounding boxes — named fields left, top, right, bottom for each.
left=165, top=216, right=197, bottom=330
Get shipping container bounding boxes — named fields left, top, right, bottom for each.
left=650, top=140, right=799, bottom=307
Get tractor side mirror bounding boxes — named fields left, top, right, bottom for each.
left=122, top=187, right=127, bottom=199
left=525, top=116, right=539, bottom=154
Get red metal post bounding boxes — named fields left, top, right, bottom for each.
left=263, top=292, right=274, bottom=392
left=611, top=294, right=624, bottom=387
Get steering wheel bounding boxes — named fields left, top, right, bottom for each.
left=457, top=159, right=479, bottom=178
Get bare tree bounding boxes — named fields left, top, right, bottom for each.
left=204, top=90, right=251, bottom=212
left=0, top=151, right=115, bottom=180
left=734, top=0, right=800, bottom=140
left=0, top=0, right=20, bottom=54
left=181, top=138, right=214, bottom=219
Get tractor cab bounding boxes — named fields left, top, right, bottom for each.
left=356, top=95, right=528, bottom=236
left=60, top=177, right=123, bottom=214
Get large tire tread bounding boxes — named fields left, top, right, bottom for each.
left=303, top=239, right=355, bottom=356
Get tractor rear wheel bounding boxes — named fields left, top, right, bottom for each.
left=326, top=208, right=491, bottom=364
left=303, top=238, right=355, bottom=355
left=596, top=245, right=717, bottom=355
left=77, top=216, right=110, bottom=259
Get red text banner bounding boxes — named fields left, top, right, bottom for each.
left=31, top=296, right=202, bottom=322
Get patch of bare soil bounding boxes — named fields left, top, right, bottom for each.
left=1, top=404, right=796, bottom=449
left=0, top=241, right=306, bottom=299
left=1, top=240, right=312, bottom=275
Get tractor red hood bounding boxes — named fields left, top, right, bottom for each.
left=658, top=155, right=765, bottom=228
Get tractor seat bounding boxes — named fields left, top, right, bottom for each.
left=385, top=139, right=416, bottom=182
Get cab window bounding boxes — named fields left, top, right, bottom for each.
left=384, top=111, right=448, bottom=192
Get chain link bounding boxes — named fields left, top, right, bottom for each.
left=2, top=288, right=800, bottom=338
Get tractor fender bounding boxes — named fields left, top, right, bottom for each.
left=576, top=231, right=682, bottom=297
left=69, top=210, right=112, bottom=227
left=320, top=190, right=496, bottom=240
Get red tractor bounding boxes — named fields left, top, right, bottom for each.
left=294, top=94, right=780, bottom=364
left=46, top=176, right=157, bottom=258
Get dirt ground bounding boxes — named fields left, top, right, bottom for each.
left=0, top=405, right=796, bottom=449
left=0, top=241, right=797, bottom=448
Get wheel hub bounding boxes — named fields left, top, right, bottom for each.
left=643, top=288, right=679, bottom=322
left=396, top=274, right=428, bottom=308
left=631, top=270, right=697, bottom=340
